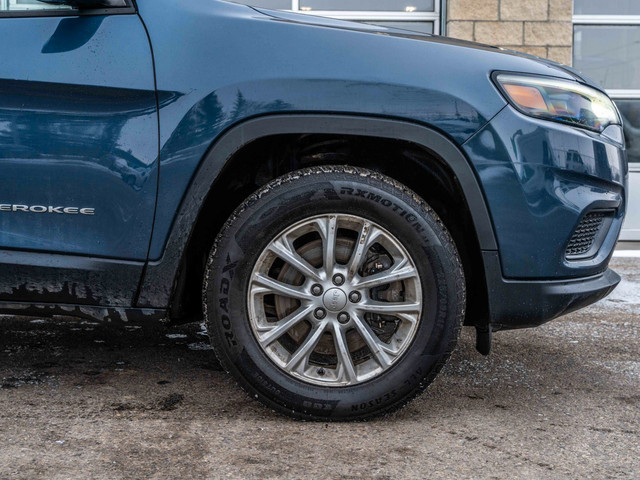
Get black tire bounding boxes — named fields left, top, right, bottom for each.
left=204, top=166, right=465, bottom=420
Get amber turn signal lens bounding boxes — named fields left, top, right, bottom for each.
left=503, top=84, right=548, bottom=111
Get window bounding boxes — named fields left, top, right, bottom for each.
left=573, top=0, right=640, bottom=163
left=0, top=0, right=72, bottom=10
left=573, top=1, right=640, bottom=16
left=242, top=0, right=442, bottom=35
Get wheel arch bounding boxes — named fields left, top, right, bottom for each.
left=136, top=114, right=498, bottom=324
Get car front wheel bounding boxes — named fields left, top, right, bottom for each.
left=204, top=166, right=465, bottom=420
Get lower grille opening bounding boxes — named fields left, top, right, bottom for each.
left=565, top=210, right=614, bottom=260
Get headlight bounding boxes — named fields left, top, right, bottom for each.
left=495, top=73, right=620, bottom=133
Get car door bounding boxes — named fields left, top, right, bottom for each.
left=0, top=0, right=159, bottom=306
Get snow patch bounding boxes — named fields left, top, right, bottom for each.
left=540, top=320, right=640, bottom=343
left=613, top=250, right=640, bottom=258
left=588, top=278, right=640, bottom=314
left=187, top=342, right=213, bottom=351
left=593, top=361, right=640, bottom=381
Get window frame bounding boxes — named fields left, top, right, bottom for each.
left=573, top=8, right=640, bottom=168
left=573, top=15, right=640, bottom=25
left=255, top=0, right=444, bottom=35
left=0, top=0, right=135, bottom=18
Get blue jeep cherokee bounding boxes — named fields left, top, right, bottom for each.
left=0, top=0, right=627, bottom=420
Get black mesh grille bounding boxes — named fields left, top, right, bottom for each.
left=565, top=212, right=606, bottom=258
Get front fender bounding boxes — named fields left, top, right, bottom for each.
left=136, top=114, right=497, bottom=308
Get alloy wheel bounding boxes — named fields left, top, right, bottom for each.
left=248, top=214, right=423, bottom=386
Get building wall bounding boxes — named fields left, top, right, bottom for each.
left=446, top=0, right=573, bottom=65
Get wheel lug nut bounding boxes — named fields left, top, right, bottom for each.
left=311, top=284, right=323, bottom=296
left=349, top=291, right=361, bottom=303
left=314, top=308, right=327, bottom=320
left=333, top=274, right=345, bottom=286
left=337, top=312, right=350, bottom=324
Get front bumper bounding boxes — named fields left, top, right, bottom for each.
left=464, top=105, right=627, bottom=280
left=463, top=105, right=627, bottom=329
left=482, top=251, right=620, bottom=330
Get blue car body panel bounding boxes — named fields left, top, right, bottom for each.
left=0, top=14, right=158, bottom=260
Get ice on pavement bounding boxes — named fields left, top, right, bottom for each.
left=594, top=278, right=640, bottom=313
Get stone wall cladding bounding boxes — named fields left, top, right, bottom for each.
left=446, top=0, right=573, bottom=65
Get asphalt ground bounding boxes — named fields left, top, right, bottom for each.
left=0, top=257, right=637, bottom=479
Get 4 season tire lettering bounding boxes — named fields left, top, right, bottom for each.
left=219, top=254, right=237, bottom=347
left=303, top=401, right=333, bottom=411
left=252, top=372, right=282, bottom=396
left=351, top=390, right=398, bottom=411
left=404, top=367, right=424, bottom=388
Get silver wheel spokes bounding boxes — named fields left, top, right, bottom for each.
left=248, top=214, right=422, bottom=386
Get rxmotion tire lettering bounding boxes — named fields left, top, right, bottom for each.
left=339, top=187, right=430, bottom=238
left=256, top=186, right=428, bottom=231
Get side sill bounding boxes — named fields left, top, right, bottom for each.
left=0, top=301, right=167, bottom=324
left=0, top=249, right=144, bottom=306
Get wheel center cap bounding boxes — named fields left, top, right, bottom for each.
left=323, top=288, right=347, bottom=312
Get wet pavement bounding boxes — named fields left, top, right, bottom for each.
left=0, top=258, right=638, bottom=479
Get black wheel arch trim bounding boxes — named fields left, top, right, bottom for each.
left=136, top=114, right=498, bottom=309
